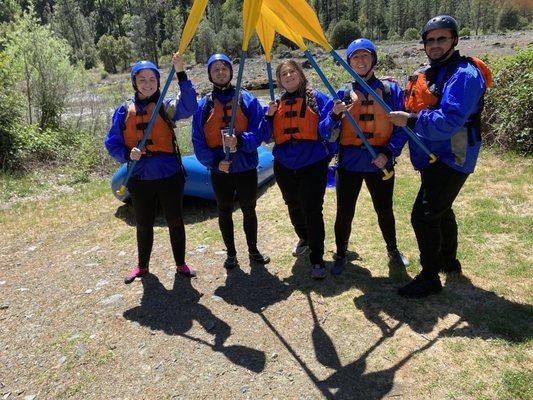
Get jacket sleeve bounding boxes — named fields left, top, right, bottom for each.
left=386, top=83, right=409, bottom=157
left=104, top=105, right=130, bottom=164
left=192, top=98, right=220, bottom=169
left=236, top=92, right=266, bottom=153
left=415, top=64, right=485, bottom=141
left=318, top=89, right=343, bottom=141
left=165, top=79, right=198, bottom=121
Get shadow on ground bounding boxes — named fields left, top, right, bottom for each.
left=123, top=274, right=266, bottom=373
left=214, top=249, right=532, bottom=399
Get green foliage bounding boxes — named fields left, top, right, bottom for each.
left=458, top=27, right=471, bottom=36
left=497, top=4, right=521, bottom=31
left=0, top=0, right=21, bottom=23
left=497, top=370, right=533, bottom=400
left=403, top=27, right=419, bottom=40
left=329, top=19, right=361, bottom=49
left=4, top=12, right=76, bottom=130
left=97, top=35, right=119, bottom=73
left=482, top=47, right=533, bottom=154
left=194, top=19, right=216, bottom=63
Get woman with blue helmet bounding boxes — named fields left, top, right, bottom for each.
left=192, top=53, right=270, bottom=270
left=322, top=38, right=409, bottom=276
left=105, top=53, right=198, bottom=284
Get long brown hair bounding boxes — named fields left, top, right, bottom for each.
left=275, top=60, right=317, bottom=110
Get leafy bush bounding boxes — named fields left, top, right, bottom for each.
left=329, top=19, right=361, bottom=49
left=482, top=47, right=532, bottom=154
left=0, top=52, right=23, bottom=169
left=403, top=27, right=419, bottom=41
left=459, top=27, right=471, bottom=37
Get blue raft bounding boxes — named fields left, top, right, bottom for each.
left=111, top=146, right=275, bottom=202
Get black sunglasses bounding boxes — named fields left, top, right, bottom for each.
left=423, top=36, right=454, bottom=45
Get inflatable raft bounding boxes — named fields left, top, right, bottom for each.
left=111, top=146, right=275, bottom=202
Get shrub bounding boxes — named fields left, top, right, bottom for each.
left=458, top=27, right=471, bottom=37
left=329, top=19, right=361, bottom=49
left=482, top=47, right=533, bottom=154
left=403, top=27, right=419, bottom=41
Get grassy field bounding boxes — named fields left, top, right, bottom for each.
left=0, top=148, right=531, bottom=399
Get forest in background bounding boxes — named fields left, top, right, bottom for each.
left=1, top=0, right=531, bottom=71
left=0, top=0, right=531, bottom=177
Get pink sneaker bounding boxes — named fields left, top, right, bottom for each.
left=176, top=264, right=196, bottom=278
left=124, top=266, right=149, bottom=284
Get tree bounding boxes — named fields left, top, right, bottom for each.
left=5, top=12, right=76, bottom=129
left=194, top=19, right=216, bottom=63
left=50, top=0, right=97, bottom=68
left=97, top=34, right=119, bottom=73
left=329, top=19, right=361, bottom=49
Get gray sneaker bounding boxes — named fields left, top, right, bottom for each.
left=311, top=264, right=327, bottom=280
left=292, top=239, right=309, bottom=257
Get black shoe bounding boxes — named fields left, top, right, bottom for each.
left=440, top=259, right=462, bottom=274
left=398, top=274, right=442, bottom=298
left=331, top=255, right=346, bottom=276
left=249, top=252, right=271, bottom=264
left=224, top=256, right=239, bottom=269
left=311, top=264, right=327, bottom=280
left=388, top=249, right=409, bottom=267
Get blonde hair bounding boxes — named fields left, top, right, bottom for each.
left=275, top=60, right=317, bottom=110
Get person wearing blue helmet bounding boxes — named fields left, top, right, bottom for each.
left=386, top=15, right=491, bottom=298
left=322, top=38, right=409, bottom=276
left=192, top=53, right=270, bottom=270
left=105, top=53, right=198, bottom=284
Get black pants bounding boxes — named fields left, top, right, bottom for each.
left=334, top=167, right=398, bottom=257
left=411, top=162, right=469, bottom=278
left=211, top=169, right=259, bottom=257
left=274, top=158, right=328, bottom=265
left=128, top=173, right=186, bottom=268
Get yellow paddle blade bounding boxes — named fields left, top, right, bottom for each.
left=178, top=0, right=208, bottom=54
left=263, top=0, right=331, bottom=50
left=242, top=0, right=263, bottom=51
left=260, top=3, right=306, bottom=51
left=256, top=11, right=276, bottom=62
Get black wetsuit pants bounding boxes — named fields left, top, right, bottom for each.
left=128, top=173, right=186, bottom=268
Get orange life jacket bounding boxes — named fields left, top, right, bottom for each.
left=404, top=56, right=493, bottom=113
left=123, top=101, right=175, bottom=154
left=203, top=93, right=248, bottom=148
left=339, top=81, right=393, bottom=147
left=272, top=97, right=320, bottom=145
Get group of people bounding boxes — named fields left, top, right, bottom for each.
left=105, top=15, right=491, bottom=299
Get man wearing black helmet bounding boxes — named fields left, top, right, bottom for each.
left=387, top=15, right=492, bottom=298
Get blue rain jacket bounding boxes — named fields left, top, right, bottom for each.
left=104, top=79, right=198, bottom=180
left=192, top=88, right=266, bottom=174
left=261, top=90, right=332, bottom=170
left=322, top=77, right=405, bottom=172
left=388, top=52, right=487, bottom=173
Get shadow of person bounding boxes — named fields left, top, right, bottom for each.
left=123, top=273, right=265, bottom=373
left=214, top=259, right=293, bottom=314
left=351, top=263, right=533, bottom=342
left=319, top=320, right=462, bottom=400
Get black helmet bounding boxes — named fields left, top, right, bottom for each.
left=422, top=15, right=458, bottom=40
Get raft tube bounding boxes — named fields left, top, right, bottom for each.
left=111, top=145, right=275, bottom=202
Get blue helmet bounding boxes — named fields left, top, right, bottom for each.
left=131, top=61, right=160, bottom=89
left=207, top=53, right=233, bottom=83
left=346, top=38, right=377, bottom=67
